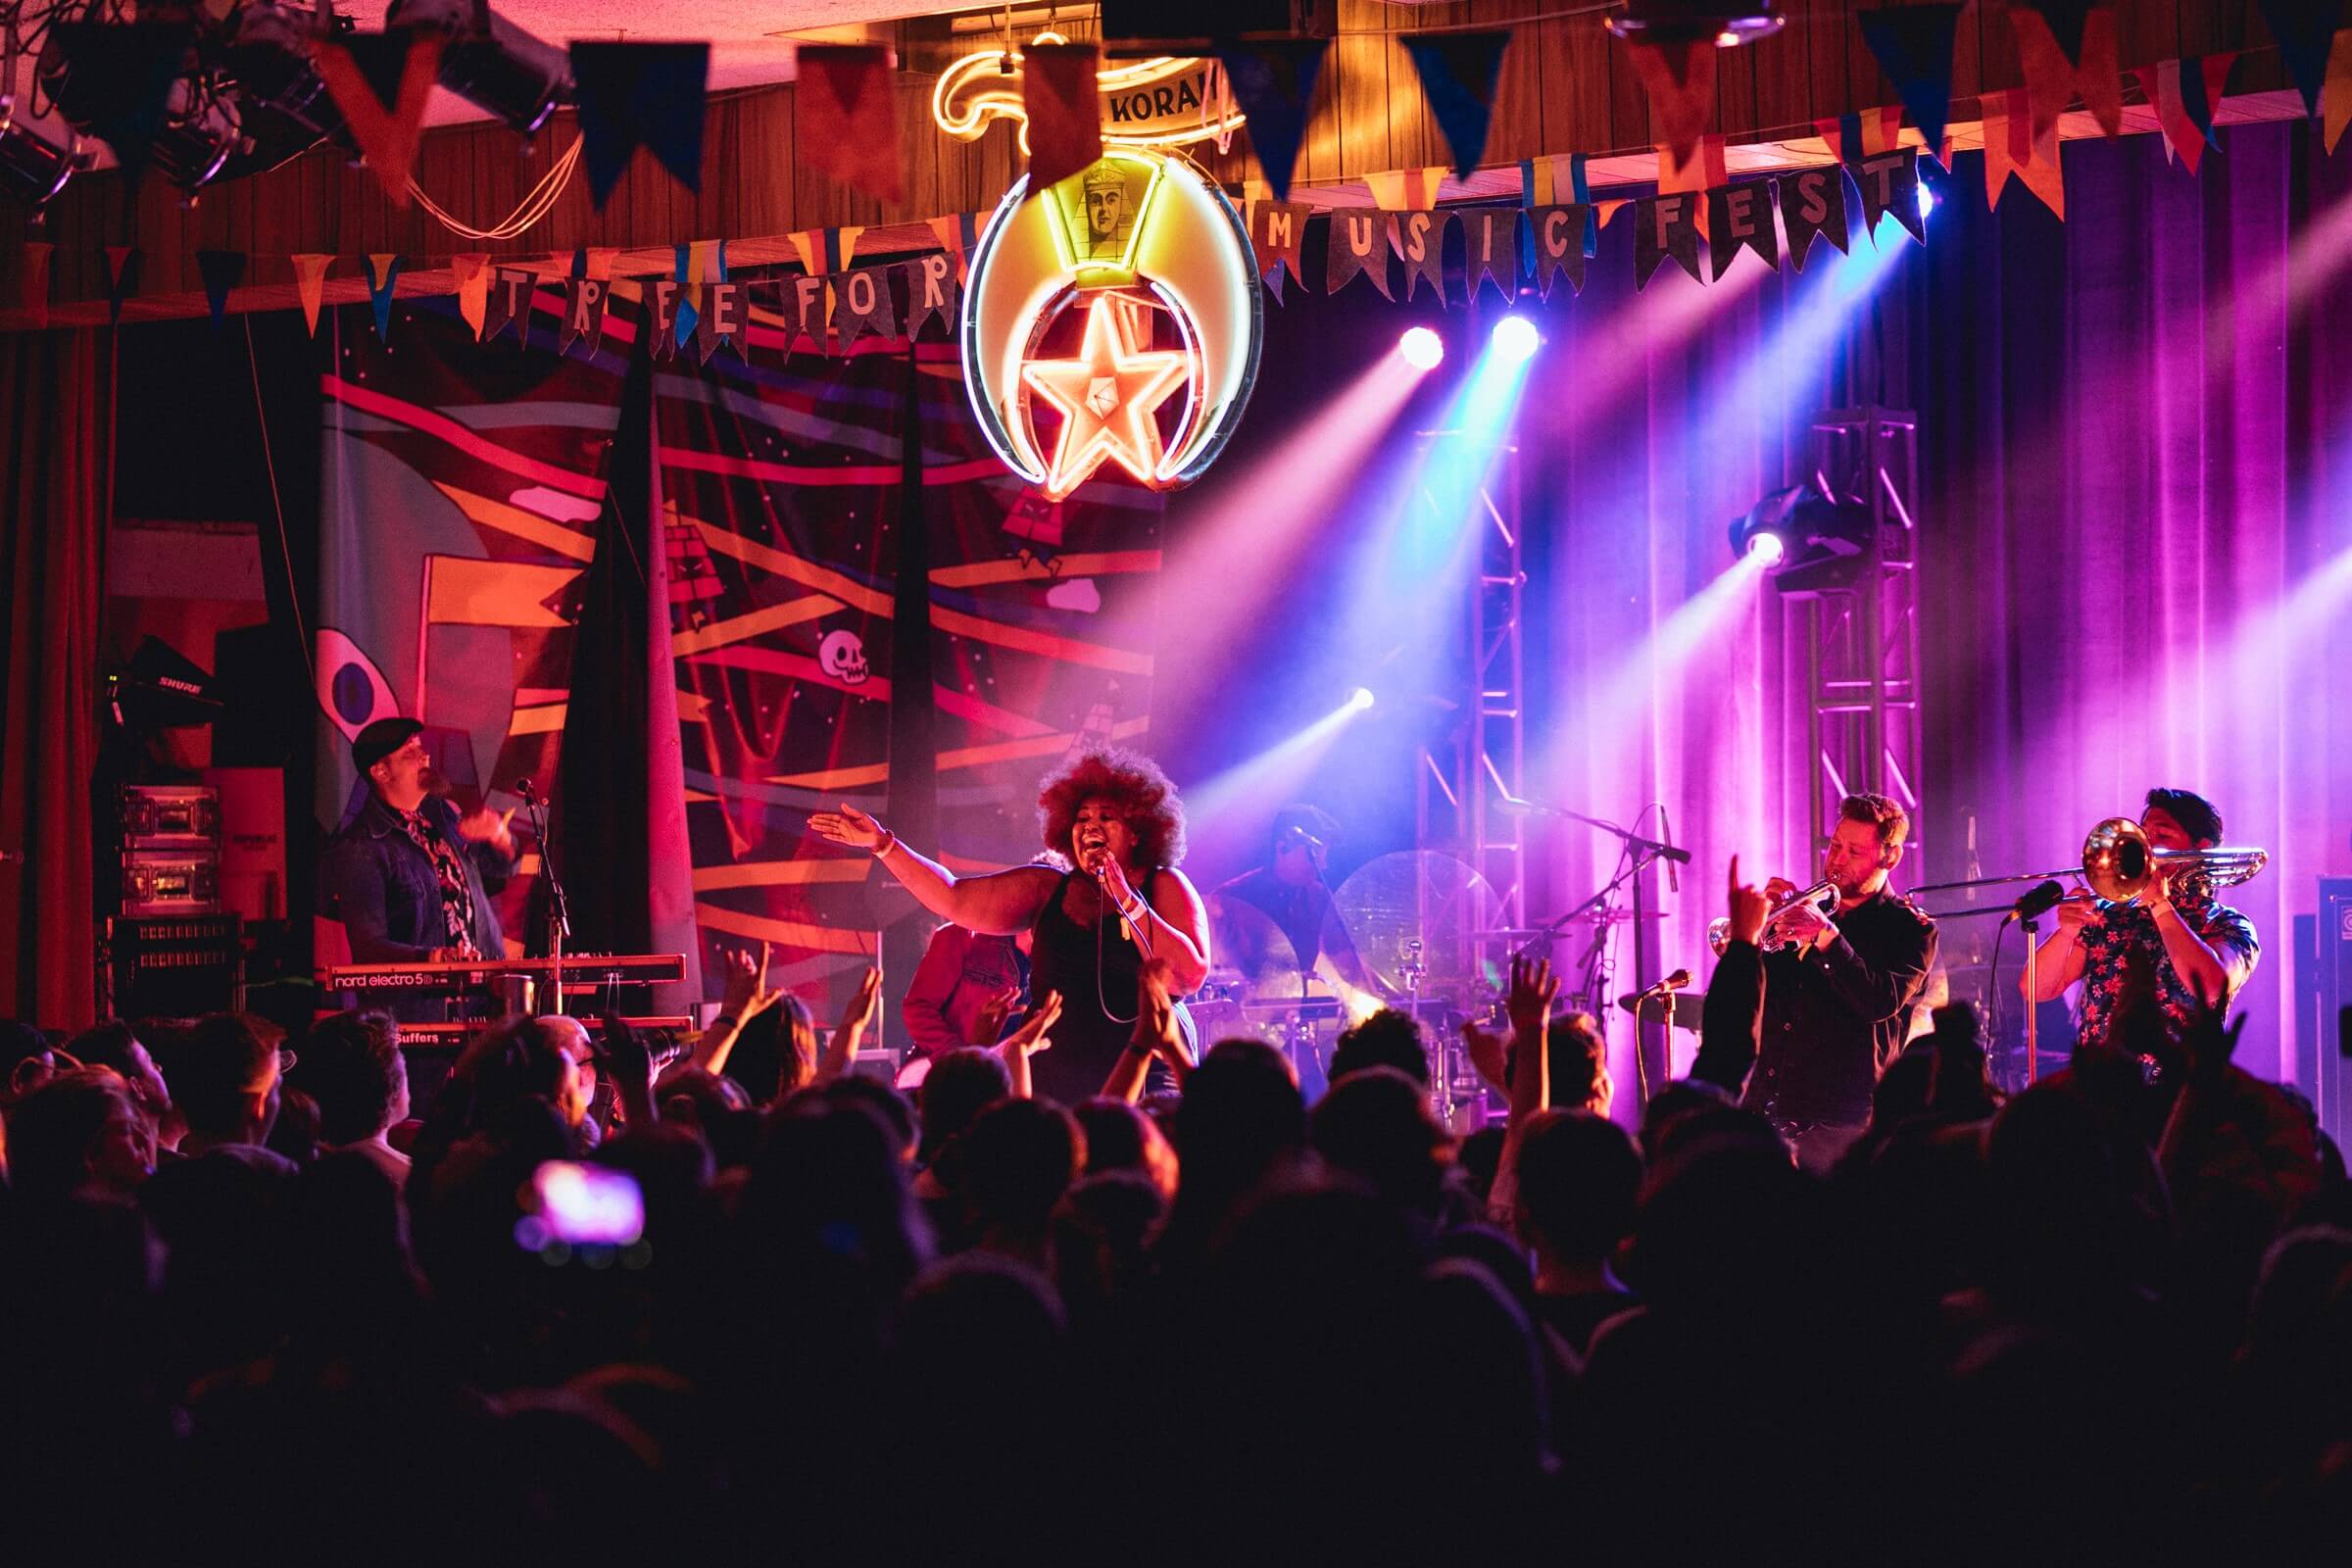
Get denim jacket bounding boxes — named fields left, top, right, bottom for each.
left=321, top=792, right=517, bottom=962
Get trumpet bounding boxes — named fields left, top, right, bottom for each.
left=1708, top=878, right=1838, bottom=957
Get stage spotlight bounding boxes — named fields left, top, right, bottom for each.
left=0, top=98, right=82, bottom=207
left=1491, top=315, right=1540, bottom=363
left=1398, top=326, right=1445, bottom=370
left=1729, top=483, right=1873, bottom=593
left=387, top=0, right=570, bottom=133
left=1607, top=1, right=1785, bottom=47
left=1348, top=686, right=1376, bottom=711
left=1916, top=179, right=1936, bottom=224
left=39, top=24, right=243, bottom=193
left=1743, top=529, right=1786, bottom=565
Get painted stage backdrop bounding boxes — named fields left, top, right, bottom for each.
left=316, top=279, right=1167, bottom=1023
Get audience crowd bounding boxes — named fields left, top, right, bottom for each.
left=3, top=863, right=2348, bottom=1563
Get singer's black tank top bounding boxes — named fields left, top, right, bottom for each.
left=1026, top=868, right=1195, bottom=1104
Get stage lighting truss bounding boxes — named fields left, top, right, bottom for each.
left=4, top=0, right=567, bottom=201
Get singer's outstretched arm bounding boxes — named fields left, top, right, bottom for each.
left=808, top=804, right=1060, bottom=935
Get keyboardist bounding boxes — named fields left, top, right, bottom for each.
left=320, top=719, right=519, bottom=1005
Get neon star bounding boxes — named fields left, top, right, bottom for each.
left=1018, top=296, right=1190, bottom=498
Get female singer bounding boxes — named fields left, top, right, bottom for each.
left=809, top=748, right=1211, bottom=1104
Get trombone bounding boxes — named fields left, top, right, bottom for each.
left=1913, top=816, right=2269, bottom=906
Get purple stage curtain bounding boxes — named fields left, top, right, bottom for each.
left=0, top=328, right=110, bottom=1033
left=1909, top=122, right=2352, bottom=1090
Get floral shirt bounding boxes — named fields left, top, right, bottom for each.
left=397, top=807, right=478, bottom=954
left=2072, top=893, right=2257, bottom=1051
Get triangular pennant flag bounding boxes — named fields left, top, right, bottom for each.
left=1401, top=30, right=1511, bottom=177
left=1459, top=207, right=1517, bottom=303
left=1251, top=200, right=1310, bottom=295
left=1706, top=183, right=1778, bottom=279
left=1526, top=204, right=1589, bottom=298
left=1393, top=211, right=1449, bottom=303
left=47, top=23, right=194, bottom=183
left=1627, top=39, right=1717, bottom=168
left=290, top=254, right=333, bottom=337
left=831, top=265, right=898, bottom=348
left=2013, top=0, right=2099, bottom=65
left=1325, top=210, right=1393, bottom=299
left=2328, top=32, right=2352, bottom=155
left=1856, top=4, right=1964, bottom=160
left=1024, top=42, right=1103, bottom=193
left=1778, top=166, right=1851, bottom=270
left=1814, top=107, right=1907, bottom=166
left=197, top=250, right=245, bottom=331
left=1658, top=134, right=1728, bottom=241
left=692, top=242, right=740, bottom=362
left=1983, top=87, right=2066, bottom=220
left=561, top=248, right=612, bottom=358
left=483, top=268, right=540, bottom=347
left=2134, top=58, right=2231, bottom=172
left=1853, top=150, right=1925, bottom=244
left=904, top=253, right=961, bottom=339
left=1218, top=39, right=1329, bottom=200
left=105, top=247, right=141, bottom=329
left=2013, top=4, right=2123, bottom=140
left=1634, top=193, right=1704, bottom=289
left=20, top=243, right=52, bottom=329
left=2256, top=0, right=2333, bottom=117
left=448, top=254, right=489, bottom=339
left=364, top=254, right=401, bottom=339
left=781, top=271, right=833, bottom=356
left=668, top=245, right=700, bottom=351
left=1598, top=198, right=1632, bottom=230
left=786, top=226, right=861, bottom=329
left=1364, top=168, right=1450, bottom=257
left=570, top=42, right=710, bottom=209
left=797, top=45, right=904, bottom=205
left=312, top=30, right=444, bottom=206
left=925, top=213, right=980, bottom=282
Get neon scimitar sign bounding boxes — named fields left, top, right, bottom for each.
left=960, top=146, right=1264, bottom=499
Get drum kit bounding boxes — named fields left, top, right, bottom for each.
left=1195, top=849, right=1666, bottom=1125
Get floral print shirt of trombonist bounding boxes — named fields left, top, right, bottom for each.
left=2070, top=888, right=2258, bottom=1055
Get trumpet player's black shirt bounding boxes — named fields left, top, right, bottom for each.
left=1742, top=889, right=1937, bottom=1128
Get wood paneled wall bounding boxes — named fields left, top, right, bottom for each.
left=0, top=0, right=2312, bottom=322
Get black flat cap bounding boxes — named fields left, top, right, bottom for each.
left=352, top=716, right=424, bottom=774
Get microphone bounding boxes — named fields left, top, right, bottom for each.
left=1645, top=967, right=1692, bottom=998
left=1660, top=807, right=1679, bottom=894
left=2005, top=879, right=2064, bottom=924
left=515, top=777, right=538, bottom=805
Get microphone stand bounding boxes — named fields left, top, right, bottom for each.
left=521, top=781, right=571, bottom=1016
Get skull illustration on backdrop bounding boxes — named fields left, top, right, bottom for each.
left=818, top=628, right=870, bottom=686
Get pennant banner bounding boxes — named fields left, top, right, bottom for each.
left=2256, top=0, right=2333, bottom=117
left=1526, top=204, right=1589, bottom=299
left=1520, top=153, right=1597, bottom=260
left=779, top=271, right=833, bottom=356
left=1816, top=106, right=1906, bottom=166
left=314, top=30, right=445, bottom=206
left=450, top=253, right=490, bottom=339
left=1627, top=39, right=1717, bottom=168
left=1856, top=4, right=1963, bottom=161
left=1325, top=210, right=1393, bottom=300
left=1707, top=183, right=1778, bottom=278
left=197, top=250, right=245, bottom=331
left=2013, top=4, right=2123, bottom=140
left=105, top=246, right=141, bottom=329
left=483, top=267, right=538, bottom=346
left=562, top=257, right=612, bottom=359
left=571, top=41, right=711, bottom=209
left=2136, top=54, right=2236, bottom=173
left=365, top=254, right=402, bottom=340
left=925, top=213, right=980, bottom=282
left=1250, top=200, right=1310, bottom=299
left=1401, top=30, right=1511, bottom=178
left=1658, top=134, right=1728, bottom=242
left=1025, top=43, right=1104, bottom=192
left=904, top=253, right=961, bottom=339
left=1778, top=165, right=1852, bottom=270
left=1393, top=211, right=1448, bottom=303
left=696, top=279, right=744, bottom=363
left=2328, top=32, right=2352, bottom=156
left=1634, top=193, right=1704, bottom=289
left=831, top=264, right=898, bottom=348
left=1983, top=87, right=2066, bottom=220
left=797, top=45, right=904, bottom=205
left=1218, top=38, right=1328, bottom=200
left=1459, top=206, right=1517, bottom=304
left=1853, top=150, right=1925, bottom=245
left=1364, top=167, right=1449, bottom=258
left=290, top=253, right=333, bottom=337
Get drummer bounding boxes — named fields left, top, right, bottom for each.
left=1216, top=806, right=1345, bottom=975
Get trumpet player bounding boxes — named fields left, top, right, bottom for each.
left=1745, top=792, right=1937, bottom=1170
left=2021, top=788, right=2258, bottom=1052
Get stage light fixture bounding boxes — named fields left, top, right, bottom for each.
left=220, top=2, right=353, bottom=179
left=38, top=24, right=243, bottom=193
left=0, top=97, right=82, bottom=207
left=387, top=0, right=570, bottom=133
left=1348, top=686, right=1376, bottom=711
left=1398, top=325, right=1445, bottom=370
left=1491, top=315, right=1539, bottom=363
left=1607, top=1, right=1785, bottom=47
left=1729, top=483, right=1874, bottom=593
left=1916, top=178, right=1936, bottom=224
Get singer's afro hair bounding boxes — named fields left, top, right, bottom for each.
left=1037, top=747, right=1187, bottom=870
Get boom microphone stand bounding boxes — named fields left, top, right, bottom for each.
left=516, top=777, right=571, bottom=1016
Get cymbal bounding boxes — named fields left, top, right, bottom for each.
left=1329, top=851, right=1505, bottom=1003
left=1205, top=893, right=1305, bottom=1000
left=1616, top=991, right=1705, bottom=1031
left=1477, top=912, right=1667, bottom=938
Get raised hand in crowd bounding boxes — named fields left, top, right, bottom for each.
left=1106, top=959, right=1194, bottom=1102
left=1727, top=854, right=1770, bottom=948
left=970, top=986, right=1023, bottom=1047
left=997, top=991, right=1062, bottom=1100
left=685, top=942, right=786, bottom=1080
left=602, top=1012, right=657, bottom=1130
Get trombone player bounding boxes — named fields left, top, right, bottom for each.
left=2021, top=788, right=2260, bottom=1052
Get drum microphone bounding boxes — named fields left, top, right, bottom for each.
left=1660, top=807, right=1679, bottom=893
left=1643, top=968, right=1692, bottom=998
left=2005, top=879, right=2065, bottom=924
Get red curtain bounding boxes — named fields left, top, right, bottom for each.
left=0, top=327, right=110, bottom=1034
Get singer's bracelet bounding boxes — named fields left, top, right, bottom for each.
left=870, top=829, right=897, bottom=858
